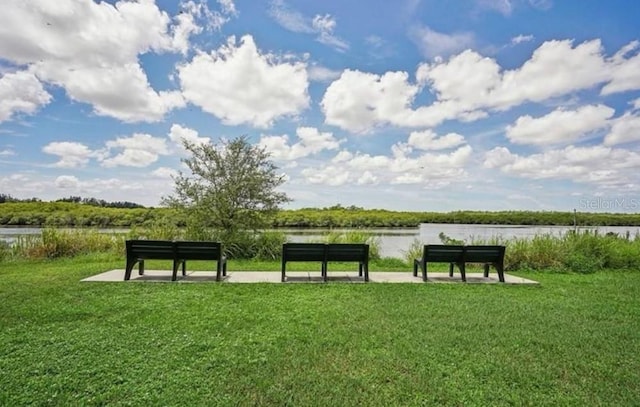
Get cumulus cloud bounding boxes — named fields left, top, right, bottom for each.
left=0, top=70, right=51, bottom=123
left=322, top=39, right=640, bottom=133
left=506, top=104, right=615, bottom=145
left=259, top=127, right=343, bottom=160
left=484, top=144, right=640, bottom=188
left=604, top=111, right=640, bottom=146
left=300, top=144, right=472, bottom=187
left=0, top=0, right=233, bottom=123
left=42, top=141, right=95, bottom=168
left=168, top=124, right=210, bottom=148
left=407, top=130, right=466, bottom=150
left=55, top=175, right=80, bottom=189
left=178, top=35, right=310, bottom=128
left=321, top=70, right=420, bottom=133
left=100, top=133, right=169, bottom=168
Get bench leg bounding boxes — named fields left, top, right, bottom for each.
left=484, top=263, right=490, bottom=278
left=412, top=259, right=418, bottom=277
left=138, top=260, right=145, bottom=276
left=182, top=260, right=186, bottom=276
left=363, top=262, right=369, bottom=282
left=422, top=262, right=428, bottom=282
left=459, top=263, right=466, bottom=282
left=497, top=263, right=505, bottom=283
left=281, top=259, right=286, bottom=283
left=322, top=262, right=327, bottom=282
left=172, top=260, right=180, bottom=281
left=124, top=259, right=136, bottom=281
left=216, top=261, right=222, bottom=282
left=449, top=263, right=454, bottom=277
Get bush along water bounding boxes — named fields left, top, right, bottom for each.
left=2, top=226, right=640, bottom=273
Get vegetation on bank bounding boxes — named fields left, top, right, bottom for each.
left=2, top=201, right=640, bottom=227
left=2, top=226, right=640, bottom=275
left=1, top=256, right=639, bottom=405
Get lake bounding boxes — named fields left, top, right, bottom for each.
left=2, top=224, right=639, bottom=258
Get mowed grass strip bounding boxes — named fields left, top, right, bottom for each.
left=1, top=255, right=639, bottom=406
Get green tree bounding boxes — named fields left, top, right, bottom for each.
left=163, top=136, right=290, bottom=244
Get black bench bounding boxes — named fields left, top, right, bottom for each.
left=413, top=244, right=464, bottom=282
left=175, top=241, right=227, bottom=282
left=413, top=244, right=506, bottom=282
left=463, top=245, right=505, bottom=282
left=281, top=243, right=369, bottom=282
left=124, top=240, right=227, bottom=281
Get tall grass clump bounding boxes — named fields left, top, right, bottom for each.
left=469, top=230, right=640, bottom=273
left=7, top=228, right=125, bottom=259
left=402, top=238, right=424, bottom=265
left=317, top=230, right=381, bottom=259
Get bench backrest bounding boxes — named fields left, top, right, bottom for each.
left=126, top=240, right=175, bottom=259
left=326, top=243, right=369, bottom=262
left=463, top=245, right=505, bottom=263
left=282, top=243, right=326, bottom=262
left=423, top=244, right=464, bottom=262
left=174, top=241, right=223, bottom=261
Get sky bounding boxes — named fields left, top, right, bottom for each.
left=1, top=0, right=640, bottom=212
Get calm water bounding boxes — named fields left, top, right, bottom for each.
left=2, top=224, right=639, bottom=258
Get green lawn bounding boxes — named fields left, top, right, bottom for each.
left=1, top=255, right=639, bottom=406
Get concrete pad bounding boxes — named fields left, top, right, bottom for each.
left=82, top=269, right=538, bottom=284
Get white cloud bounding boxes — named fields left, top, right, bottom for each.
left=259, top=127, right=342, bottom=160
left=312, top=14, right=349, bottom=52
left=269, top=1, right=349, bottom=52
left=321, top=70, right=419, bottom=133
left=42, top=141, right=94, bottom=168
left=178, top=35, right=309, bottom=128
left=511, top=34, right=534, bottom=45
left=323, top=39, right=640, bottom=133
left=0, top=0, right=213, bottom=123
left=151, top=167, right=179, bottom=179
left=101, top=133, right=169, bottom=168
left=55, top=175, right=80, bottom=189
left=601, top=41, right=640, bottom=95
left=409, top=25, right=475, bottom=59
left=0, top=70, right=51, bottom=123
left=307, top=64, right=342, bottom=82
left=0, top=149, right=15, bottom=156
left=604, top=111, right=640, bottom=146
left=407, top=130, right=466, bottom=150
left=299, top=145, right=472, bottom=187
left=484, top=145, right=640, bottom=188
left=168, top=124, right=210, bottom=148
left=506, top=104, right=615, bottom=145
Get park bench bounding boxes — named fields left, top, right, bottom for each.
left=281, top=243, right=369, bottom=282
left=413, top=244, right=506, bottom=282
left=174, top=241, right=227, bottom=282
left=462, top=245, right=505, bottom=282
left=413, top=244, right=464, bottom=282
left=124, top=240, right=227, bottom=281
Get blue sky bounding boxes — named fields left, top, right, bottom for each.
left=1, top=0, right=640, bottom=212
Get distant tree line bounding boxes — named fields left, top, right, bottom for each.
left=55, top=196, right=145, bottom=209
left=1, top=201, right=640, bottom=227
left=0, top=194, right=144, bottom=208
